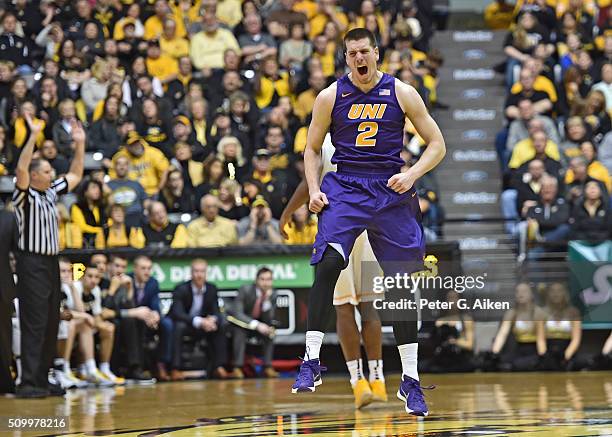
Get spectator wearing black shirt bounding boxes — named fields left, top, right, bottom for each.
left=39, top=140, right=69, bottom=177
left=218, top=179, right=249, bottom=221
left=142, top=201, right=188, bottom=248
left=569, top=181, right=612, bottom=240
left=505, top=69, right=553, bottom=122
left=525, top=176, right=571, bottom=248
left=0, top=13, right=32, bottom=74
left=159, top=168, right=196, bottom=214
left=136, top=98, right=173, bottom=158
left=194, top=157, right=225, bottom=204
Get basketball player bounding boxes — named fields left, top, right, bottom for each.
left=281, top=134, right=387, bottom=409
left=291, top=28, right=446, bottom=417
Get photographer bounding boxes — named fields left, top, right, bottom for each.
left=237, top=195, right=282, bottom=245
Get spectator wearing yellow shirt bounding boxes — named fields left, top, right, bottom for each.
left=309, top=0, right=348, bottom=39
left=216, top=0, right=244, bottom=29
left=565, top=141, right=612, bottom=193
left=58, top=203, right=82, bottom=250
left=284, top=204, right=317, bottom=245
left=254, top=57, right=291, bottom=110
left=484, top=0, right=515, bottom=29
left=70, top=179, right=107, bottom=249
left=509, top=130, right=561, bottom=169
left=312, top=34, right=337, bottom=77
left=146, top=40, right=179, bottom=85
left=187, top=195, right=238, bottom=247
left=190, top=11, right=241, bottom=70
left=144, top=0, right=186, bottom=40
left=113, top=4, right=145, bottom=40
left=160, top=18, right=189, bottom=60
left=109, top=134, right=170, bottom=197
left=105, top=204, right=146, bottom=248
left=13, top=101, right=45, bottom=149
left=294, top=69, right=327, bottom=122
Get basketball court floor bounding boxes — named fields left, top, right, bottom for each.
left=2, top=372, right=612, bottom=436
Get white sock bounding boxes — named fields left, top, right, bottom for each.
left=99, top=362, right=111, bottom=374
left=304, top=331, right=324, bottom=360
left=85, top=359, right=97, bottom=375
left=398, top=343, right=419, bottom=381
left=346, top=359, right=364, bottom=387
left=54, top=358, right=64, bottom=369
left=368, top=359, right=384, bottom=382
left=15, top=358, right=21, bottom=385
left=63, top=361, right=71, bottom=374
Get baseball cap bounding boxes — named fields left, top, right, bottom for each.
left=174, top=115, right=190, bottom=126
left=254, top=149, right=271, bottom=158
left=126, top=132, right=146, bottom=147
left=252, top=195, right=269, bottom=208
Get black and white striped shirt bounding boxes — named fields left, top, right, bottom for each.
left=12, top=177, right=68, bottom=255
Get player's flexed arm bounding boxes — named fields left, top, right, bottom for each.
left=304, top=84, right=336, bottom=213
left=387, top=81, right=446, bottom=194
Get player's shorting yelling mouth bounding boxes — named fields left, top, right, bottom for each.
left=357, top=65, right=368, bottom=76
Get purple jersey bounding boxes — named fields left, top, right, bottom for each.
left=330, top=73, right=405, bottom=171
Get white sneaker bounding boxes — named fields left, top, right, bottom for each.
left=87, top=370, right=115, bottom=387
left=65, top=370, right=89, bottom=388
left=100, top=369, right=126, bottom=386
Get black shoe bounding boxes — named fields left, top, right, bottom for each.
left=47, top=382, right=66, bottom=396
left=432, top=101, right=450, bottom=110
left=16, top=385, right=47, bottom=399
left=127, top=369, right=156, bottom=385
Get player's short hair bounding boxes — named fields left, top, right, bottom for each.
left=343, top=28, right=377, bottom=53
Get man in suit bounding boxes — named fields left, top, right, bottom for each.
left=0, top=209, right=18, bottom=393
left=169, top=258, right=230, bottom=380
left=130, top=255, right=174, bottom=381
left=229, top=267, right=278, bottom=379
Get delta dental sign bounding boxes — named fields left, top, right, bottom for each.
left=148, top=254, right=315, bottom=290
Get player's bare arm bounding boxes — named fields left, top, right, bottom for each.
left=388, top=80, right=446, bottom=194
left=280, top=179, right=309, bottom=239
left=304, top=83, right=336, bottom=213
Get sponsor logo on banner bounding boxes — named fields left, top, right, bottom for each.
left=453, top=69, right=495, bottom=80
left=461, top=89, right=485, bottom=99
left=459, top=237, right=499, bottom=250
left=453, top=192, right=498, bottom=204
left=453, top=150, right=497, bottom=161
left=462, top=129, right=487, bottom=140
left=462, top=171, right=488, bottom=182
left=463, top=49, right=486, bottom=59
left=453, top=109, right=496, bottom=120
left=453, top=31, right=493, bottom=42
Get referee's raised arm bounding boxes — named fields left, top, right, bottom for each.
left=64, top=120, right=86, bottom=192
left=15, top=113, right=42, bottom=191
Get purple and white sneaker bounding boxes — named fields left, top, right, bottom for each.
left=396, top=375, right=434, bottom=416
left=291, top=359, right=326, bottom=393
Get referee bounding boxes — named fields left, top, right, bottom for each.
left=12, top=114, right=85, bottom=398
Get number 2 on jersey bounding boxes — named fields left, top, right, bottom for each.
left=356, top=122, right=378, bottom=147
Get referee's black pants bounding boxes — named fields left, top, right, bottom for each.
left=0, top=296, right=14, bottom=393
left=16, top=252, right=60, bottom=389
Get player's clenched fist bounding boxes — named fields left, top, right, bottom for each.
left=309, top=191, right=329, bottom=213
left=387, top=171, right=418, bottom=194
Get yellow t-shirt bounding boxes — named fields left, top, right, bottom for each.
left=144, top=15, right=186, bottom=40
left=160, top=36, right=190, bottom=59
left=293, top=89, right=317, bottom=122
left=255, top=72, right=291, bottom=109
left=508, top=139, right=561, bottom=169
left=309, top=9, right=349, bottom=39
left=216, top=0, right=243, bottom=28
left=186, top=216, right=238, bottom=247
left=284, top=221, right=318, bottom=245
left=146, top=55, right=179, bottom=82
left=109, top=146, right=170, bottom=196
left=189, top=29, right=241, bottom=70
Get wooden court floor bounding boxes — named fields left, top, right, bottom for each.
left=1, top=372, right=612, bottom=436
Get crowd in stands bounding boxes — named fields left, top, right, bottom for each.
left=0, top=0, right=448, bottom=248
left=487, top=0, right=612, bottom=255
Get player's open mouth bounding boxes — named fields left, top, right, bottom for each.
left=357, top=65, right=368, bottom=75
